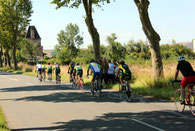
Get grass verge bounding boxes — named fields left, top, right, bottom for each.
left=0, top=108, right=9, bottom=131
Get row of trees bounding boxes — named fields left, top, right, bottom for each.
left=50, top=0, right=164, bottom=80
left=0, top=0, right=33, bottom=69
left=53, top=23, right=195, bottom=65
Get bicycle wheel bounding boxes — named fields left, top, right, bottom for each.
left=95, top=81, right=101, bottom=97
left=190, top=89, right=195, bottom=116
left=174, top=89, right=185, bottom=113
left=125, top=84, right=133, bottom=102
left=38, top=73, right=42, bottom=83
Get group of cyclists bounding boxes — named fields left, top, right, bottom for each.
left=35, top=58, right=132, bottom=92
left=35, top=56, right=195, bottom=104
left=36, top=62, right=61, bottom=83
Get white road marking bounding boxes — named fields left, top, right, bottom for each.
left=132, top=119, right=165, bottom=131
left=0, top=75, right=19, bottom=81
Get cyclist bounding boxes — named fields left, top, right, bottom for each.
left=41, top=63, right=46, bottom=80
left=116, top=60, right=132, bottom=94
left=36, top=62, right=42, bottom=81
left=68, top=61, right=75, bottom=82
left=87, top=59, right=101, bottom=90
left=73, top=63, right=84, bottom=87
left=174, top=56, right=195, bottom=104
left=53, top=62, right=61, bottom=83
left=46, top=63, right=52, bottom=80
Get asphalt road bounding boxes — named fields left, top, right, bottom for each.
left=0, top=71, right=195, bottom=131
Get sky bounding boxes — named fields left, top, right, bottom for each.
left=30, top=0, right=195, bottom=50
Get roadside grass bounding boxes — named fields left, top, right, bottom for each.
left=0, top=108, right=9, bottom=131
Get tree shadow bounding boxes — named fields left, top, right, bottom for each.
left=0, top=85, right=72, bottom=92
left=11, top=111, right=195, bottom=131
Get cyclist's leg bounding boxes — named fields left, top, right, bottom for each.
left=181, top=77, right=189, bottom=100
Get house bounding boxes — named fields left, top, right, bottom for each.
left=176, top=40, right=195, bottom=53
left=43, top=50, right=54, bottom=58
left=26, top=26, right=43, bottom=57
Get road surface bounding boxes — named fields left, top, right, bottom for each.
left=0, top=71, right=194, bottom=131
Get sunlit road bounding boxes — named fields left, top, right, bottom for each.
left=0, top=71, right=194, bottom=131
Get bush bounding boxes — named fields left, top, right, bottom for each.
left=25, top=68, right=32, bottom=72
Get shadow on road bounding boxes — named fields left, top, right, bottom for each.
left=0, top=84, right=172, bottom=103
left=11, top=111, right=195, bottom=131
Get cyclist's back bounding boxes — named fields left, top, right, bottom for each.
left=118, top=63, right=131, bottom=80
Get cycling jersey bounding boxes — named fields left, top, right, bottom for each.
left=36, top=64, right=42, bottom=71
left=74, top=65, right=83, bottom=77
left=41, top=64, right=45, bottom=71
left=118, top=64, right=131, bottom=80
left=54, top=64, right=61, bottom=74
left=47, top=65, right=52, bottom=73
left=88, top=62, right=101, bottom=80
left=177, top=61, right=195, bottom=77
left=69, top=64, right=75, bottom=74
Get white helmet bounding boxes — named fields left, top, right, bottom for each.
left=177, top=56, right=185, bottom=62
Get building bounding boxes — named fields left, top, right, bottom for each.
left=176, top=40, right=195, bottom=53
left=26, top=26, right=43, bottom=57
left=43, top=50, right=54, bottom=58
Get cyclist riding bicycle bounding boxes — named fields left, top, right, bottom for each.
left=116, top=60, right=132, bottom=93
left=68, top=61, right=75, bottom=82
left=174, top=56, right=195, bottom=104
left=73, top=63, right=84, bottom=86
left=36, top=62, right=42, bottom=79
left=46, top=63, right=52, bottom=80
left=87, top=59, right=101, bottom=90
left=53, top=63, right=61, bottom=83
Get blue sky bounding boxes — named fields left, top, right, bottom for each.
left=30, top=0, right=195, bottom=49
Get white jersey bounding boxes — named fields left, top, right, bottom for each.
left=108, top=63, right=115, bottom=74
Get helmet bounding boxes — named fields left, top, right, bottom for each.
left=90, top=59, right=95, bottom=63
left=70, top=61, right=74, bottom=65
left=177, top=56, right=185, bottom=62
left=119, top=60, right=125, bottom=65
left=76, top=63, right=80, bottom=65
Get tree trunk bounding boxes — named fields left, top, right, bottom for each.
left=134, top=0, right=163, bottom=80
left=83, top=0, right=100, bottom=60
left=0, top=46, right=3, bottom=67
left=6, top=48, right=11, bottom=67
left=13, top=44, right=17, bottom=69
left=4, top=52, right=7, bottom=67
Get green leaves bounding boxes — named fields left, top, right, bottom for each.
left=55, top=23, right=84, bottom=63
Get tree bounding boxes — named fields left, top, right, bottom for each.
left=17, top=38, right=37, bottom=62
left=55, top=23, right=83, bottom=63
left=51, top=0, right=112, bottom=60
left=106, top=33, right=126, bottom=60
left=134, top=0, right=163, bottom=80
left=0, top=0, right=33, bottom=69
left=57, top=23, right=83, bottom=57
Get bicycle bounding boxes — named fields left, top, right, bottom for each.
left=118, top=76, right=133, bottom=102
left=56, top=74, right=61, bottom=85
left=76, top=77, right=84, bottom=90
left=68, top=72, right=76, bottom=89
left=47, top=73, right=52, bottom=83
left=172, top=80, right=195, bottom=116
left=37, top=72, right=42, bottom=83
left=87, top=75, right=101, bottom=97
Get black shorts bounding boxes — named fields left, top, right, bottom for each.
left=48, top=70, right=52, bottom=74
left=122, top=74, right=131, bottom=81
left=76, top=70, right=83, bottom=77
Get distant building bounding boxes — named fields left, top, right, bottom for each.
left=43, top=50, right=54, bottom=58
left=175, top=40, right=195, bottom=53
left=26, top=26, right=43, bottom=57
